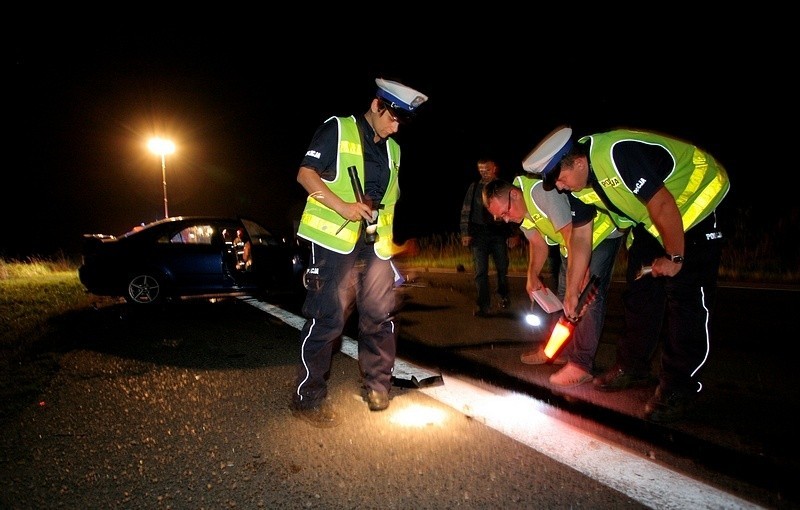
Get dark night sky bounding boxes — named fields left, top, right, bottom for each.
left=6, top=24, right=789, bottom=259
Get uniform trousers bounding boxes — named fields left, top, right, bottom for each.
left=618, top=213, right=723, bottom=394
left=294, top=237, right=396, bottom=409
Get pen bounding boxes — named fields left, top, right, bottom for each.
left=335, top=219, right=350, bottom=235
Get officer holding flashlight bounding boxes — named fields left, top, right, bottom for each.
left=526, top=126, right=729, bottom=423
left=291, top=78, right=428, bottom=427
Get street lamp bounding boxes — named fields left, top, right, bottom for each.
left=148, top=137, right=176, bottom=218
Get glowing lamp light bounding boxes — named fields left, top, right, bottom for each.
left=148, top=137, right=176, bottom=218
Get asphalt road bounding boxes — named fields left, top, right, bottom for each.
left=387, top=269, right=799, bottom=509
left=0, top=298, right=652, bottom=509
left=0, top=272, right=795, bottom=509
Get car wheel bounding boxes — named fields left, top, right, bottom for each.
left=126, top=274, right=162, bottom=305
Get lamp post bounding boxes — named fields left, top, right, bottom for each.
left=148, top=137, right=176, bottom=218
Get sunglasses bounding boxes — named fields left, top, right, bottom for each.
left=384, top=106, right=399, bottom=123
left=380, top=100, right=412, bottom=124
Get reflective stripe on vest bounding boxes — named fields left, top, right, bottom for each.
left=578, top=130, right=729, bottom=246
left=297, top=116, right=401, bottom=258
left=516, top=175, right=619, bottom=257
left=297, top=117, right=363, bottom=254
left=515, top=175, right=567, bottom=256
left=300, top=197, right=360, bottom=246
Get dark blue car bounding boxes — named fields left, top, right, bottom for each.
left=78, top=216, right=307, bottom=305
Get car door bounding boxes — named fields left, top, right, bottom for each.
left=240, top=217, right=295, bottom=290
left=223, top=220, right=257, bottom=289
left=160, top=222, right=228, bottom=292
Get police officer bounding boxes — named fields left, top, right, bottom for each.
left=526, top=126, right=729, bottom=423
left=291, top=78, right=428, bottom=428
left=482, top=174, right=624, bottom=387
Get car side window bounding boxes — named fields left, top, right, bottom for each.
left=161, top=225, right=216, bottom=245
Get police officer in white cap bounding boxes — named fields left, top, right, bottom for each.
left=292, top=78, right=428, bottom=427
left=526, top=125, right=730, bottom=423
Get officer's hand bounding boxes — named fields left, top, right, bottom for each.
left=340, top=202, right=373, bottom=222
left=563, top=292, right=579, bottom=322
left=651, top=257, right=683, bottom=278
left=526, top=277, right=543, bottom=303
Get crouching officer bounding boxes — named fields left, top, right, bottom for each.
left=526, top=126, right=729, bottom=423
left=291, top=77, right=428, bottom=428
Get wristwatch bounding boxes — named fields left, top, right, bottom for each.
left=665, top=253, right=684, bottom=263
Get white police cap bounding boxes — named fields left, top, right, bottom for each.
left=522, top=126, right=574, bottom=190
left=376, top=78, right=428, bottom=121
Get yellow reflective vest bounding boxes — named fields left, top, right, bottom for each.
left=515, top=174, right=620, bottom=257
left=297, top=116, right=400, bottom=259
left=572, top=130, right=730, bottom=244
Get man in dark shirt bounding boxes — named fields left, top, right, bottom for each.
left=460, top=159, right=517, bottom=317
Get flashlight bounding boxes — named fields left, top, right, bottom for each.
left=525, top=286, right=562, bottom=328
left=543, top=319, right=574, bottom=358
left=524, top=303, right=543, bottom=327
left=347, top=166, right=380, bottom=244
left=543, top=274, right=600, bottom=359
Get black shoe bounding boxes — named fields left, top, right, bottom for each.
left=473, top=308, right=492, bottom=318
left=594, top=366, right=656, bottom=392
left=645, top=386, right=696, bottom=423
left=364, top=389, right=390, bottom=411
left=291, top=400, right=338, bottom=428
left=499, top=296, right=511, bottom=309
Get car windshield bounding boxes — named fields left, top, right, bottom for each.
left=241, top=218, right=276, bottom=246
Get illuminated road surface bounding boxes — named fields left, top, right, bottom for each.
left=244, top=298, right=762, bottom=510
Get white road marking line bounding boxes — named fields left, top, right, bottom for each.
left=422, top=375, right=762, bottom=510
left=242, top=296, right=763, bottom=510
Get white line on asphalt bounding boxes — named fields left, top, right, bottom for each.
left=422, top=374, right=762, bottom=510
left=242, top=297, right=763, bottom=510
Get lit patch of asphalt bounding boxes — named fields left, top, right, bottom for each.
left=240, top=296, right=764, bottom=510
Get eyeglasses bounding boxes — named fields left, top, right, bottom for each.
left=495, top=190, right=512, bottom=221
left=503, top=190, right=512, bottom=217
